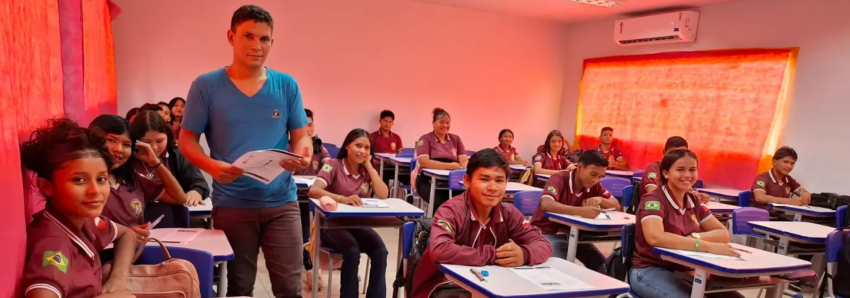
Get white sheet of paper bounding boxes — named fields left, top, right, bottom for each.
left=361, top=199, right=391, bottom=208
left=671, top=249, right=744, bottom=260
left=509, top=266, right=592, bottom=292
left=594, top=212, right=612, bottom=220
left=232, top=149, right=303, bottom=184
left=159, top=229, right=201, bottom=245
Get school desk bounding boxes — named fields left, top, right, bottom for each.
left=768, top=203, right=836, bottom=222
left=509, top=164, right=529, bottom=182
left=309, top=198, right=424, bottom=298
left=604, top=170, right=634, bottom=179
left=421, top=169, right=453, bottom=217
left=703, top=201, right=740, bottom=232
left=386, top=155, right=412, bottom=187
left=149, top=228, right=234, bottom=297
left=439, top=257, right=629, bottom=298
left=375, top=153, right=394, bottom=179
left=697, top=188, right=742, bottom=203
left=655, top=243, right=811, bottom=298
left=545, top=211, right=635, bottom=263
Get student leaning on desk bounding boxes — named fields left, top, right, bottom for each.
left=411, top=149, right=553, bottom=298
left=631, top=149, right=743, bottom=298
left=750, top=146, right=812, bottom=209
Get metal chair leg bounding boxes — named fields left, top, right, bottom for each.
left=362, top=257, right=371, bottom=294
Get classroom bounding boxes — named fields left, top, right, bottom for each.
left=2, top=0, right=850, bottom=297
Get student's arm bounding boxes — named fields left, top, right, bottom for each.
left=789, top=178, right=811, bottom=205
left=513, top=154, right=529, bottom=166
left=505, top=207, right=553, bottom=265
left=614, top=157, right=629, bottom=170
left=588, top=185, right=620, bottom=210
left=429, top=206, right=497, bottom=266
left=365, top=159, right=389, bottom=199
left=102, top=223, right=136, bottom=293
left=751, top=178, right=802, bottom=205
left=456, top=137, right=469, bottom=168
left=532, top=163, right=561, bottom=176
left=135, top=142, right=186, bottom=205
left=639, top=199, right=738, bottom=257
left=538, top=178, right=602, bottom=219
left=285, top=78, right=313, bottom=170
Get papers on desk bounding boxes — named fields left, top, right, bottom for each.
left=233, top=149, right=304, bottom=184
left=361, top=199, right=391, bottom=208
left=670, top=249, right=744, bottom=261
left=509, top=266, right=592, bottom=291
left=158, top=229, right=201, bottom=244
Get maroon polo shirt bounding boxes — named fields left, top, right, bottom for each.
left=102, top=176, right=164, bottom=226
left=599, top=145, right=625, bottom=168
left=639, top=161, right=661, bottom=198
left=316, top=159, right=373, bottom=198
left=494, top=145, right=519, bottom=163
left=530, top=170, right=612, bottom=235
left=415, top=132, right=466, bottom=172
left=531, top=152, right=570, bottom=171
left=371, top=130, right=403, bottom=154
left=23, top=208, right=117, bottom=298
left=133, top=152, right=173, bottom=184
left=296, top=146, right=331, bottom=176
left=633, top=186, right=713, bottom=271
left=750, top=170, right=802, bottom=209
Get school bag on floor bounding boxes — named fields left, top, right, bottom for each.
left=392, top=218, right=432, bottom=298
left=625, top=178, right=642, bottom=214
left=819, top=227, right=850, bottom=297
left=809, top=193, right=850, bottom=210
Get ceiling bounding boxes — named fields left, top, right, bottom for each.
left=409, top=0, right=739, bottom=23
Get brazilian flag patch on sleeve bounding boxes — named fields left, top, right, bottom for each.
left=321, top=164, right=333, bottom=173
left=647, top=172, right=657, bottom=179
left=547, top=185, right=557, bottom=195
left=417, top=140, right=424, bottom=147
left=645, top=201, right=661, bottom=211
left=436, top=220, right=453, bottom=234
left=42, top=251, right=69, bottom=273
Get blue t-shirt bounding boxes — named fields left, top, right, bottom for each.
left=182, top=67, right=309, bottom=208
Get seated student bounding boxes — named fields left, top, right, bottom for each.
left=89, top=115, right=187, bottom=241
left=20, top=118, right=137, bottom=298
left=371, top=110, right=403, bottom=154
left=308, top=128, right=389, bottom=298
left=168, top=97, right=185, bottom=139
left=751, top=146, right=812, bottom=208
left=530, top=150, right=618, bottom=272
left=295, top=109, right=331, bottom=176
left=639, top=136, right=710, bottom=203
left=125, top=107, right=139, bottom=123
left=414, top=108, right=468, bottom=210
left=631, top=149, right=742, bottom=298
left=532, top=130, right=575, bottom=177
left=411, top=149, right=553, bottom=298
left=494, top=129, right=529, bottom=166
left=156, top=101, right=173, bottom=124
left=597, top=127, right=629, bottom=170
left=139, top=103, right=170, bottom=123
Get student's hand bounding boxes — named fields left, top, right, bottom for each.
left=129, top=223, right=151, bottom=245
left=185, top=190, right=204, bottom=206
left=450, top=162, right=463, bottom=170
left=800, top=192, right=812, bottom=205
left=363, top=154, right=373, bottom=167
left=522, top=160, right=530, bottom=166
left=97, top=291, right=136, bottom=298
left=583, top=197, right=603, bottom=207
left=341, top=195, right=363, bottom=207
left=690, top=190, right=711, bottom=204
left=101, top=276, right=128, bottom=294
left=133, top=142, right=160, bottom=166
left=281, top=147, right=311, bottom=172
left=576, top=206, right=603, bottom=219
left=706, top=242, right=741, bottom=257
left=567, top=164, right=577, bottom=171
left=211, top=161, right=244, bottom=183
left=789, top=199, right=805, bottom=206
left=495, top=242, right=525, bottom=267
left=607, top=156, right=615, bottom=164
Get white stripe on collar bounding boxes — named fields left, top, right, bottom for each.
left=45, top=212, right=95, bottom=258
left=768, top=170, right=789, bottom=185
left=661, top=186, right=694, bottom=215
left=341, top=161, right=362, bottom=179
left=567, top=171, right=589, bottom=197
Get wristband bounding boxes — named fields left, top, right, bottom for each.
left=694, top=239, right=700, bottom=252
left=148, top=160, right=163, bottom=168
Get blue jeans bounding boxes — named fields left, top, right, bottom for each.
left=543, top=234, right=606, bottom=272
left=629, top=267, right=744, bottom=298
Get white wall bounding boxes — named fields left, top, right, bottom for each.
left=112, top=0, right=569, bottom=159
left=558, top=0, right=850, bottom=193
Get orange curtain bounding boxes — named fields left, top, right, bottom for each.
left=574, top=49, right=796, bottom=189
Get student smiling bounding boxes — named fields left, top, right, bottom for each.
left=494, top=129, right=529, bottom=166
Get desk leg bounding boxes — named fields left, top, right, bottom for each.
left=394, top=164, right=400, bottom=189
left=566, top=228, right=579, bottom=263
left=311, top=213, right=322, bottom=298
left=380, top=160, right=385, bottom=179
left=690, top=268, right=707, bottom=298
left=217, top=261, right=227, bottom=297
left=792, top=212, right=802, bottom=222
left=764, top=283, right=785, bottom=298
left=428, top=176, right=436, bottom=218
left=777, top=236, right=790, bottom=255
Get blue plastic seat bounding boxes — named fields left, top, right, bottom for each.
left=622, top=185, right=634, bottom=212
left=732, top=207, right=769, bottom=238
left=601, top=176, right=631, bottom=201
left=513, top=190, right=543, bottom=216
left=837, top=205, right=847, bottom=228
left=826, top=229, right=850, bottom=298
left=448, top=169, right=466, bottom=197
left=738, top=190, right=752, bottom=208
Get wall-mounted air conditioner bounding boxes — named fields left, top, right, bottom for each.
left=615, top=11, right=700, bottom=46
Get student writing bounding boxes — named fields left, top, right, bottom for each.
left=751, top=146, right=812, bottom=208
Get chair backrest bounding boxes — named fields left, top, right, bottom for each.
left=738, top=190, right=752, bottom=208
left=837, top=205, right=848, bottom=228
left=466, top=150, right=476, bottom=157
left=134, top=246, right=214, bottom=298
left=449, top=169, right=467, bottom=191
left=600, top=176, right=631, bottom=200
left=693, top=179, right=705, bottom=189
left=731, top=207, right=769, bottom=235
left=621, top=224, right=637, bottom=263
left=326, top=146, right=340, bottom=159
left=513, top=190, right=543, bottom=216
left=398, top=148, right=414, bottom=157
left=402, top=221, right=416, bottom=257
left=826, top=229, right=849, bottom=263
left=622, top=185, right=634, bottom=209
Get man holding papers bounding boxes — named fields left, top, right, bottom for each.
left=529, top=150, right=618, bottom=273
left=179, top=5, right=312, bottom=297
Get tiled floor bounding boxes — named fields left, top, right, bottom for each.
left=237, top=228, right=812, bottom=298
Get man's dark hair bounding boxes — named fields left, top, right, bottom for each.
left=139, top=103, right=163, bottom=112
left=467, top=149, right=510, bottom=177
left=578, top=150, right=609, bottom=168
left=380, top=110, right=395, bottom=120
left=305, top=109, right=313, bottom=120
left=773, top=146, right=798, bottom=161
left=231, top=5, right=274, bottom=32
left=600, top=127, right=614, bottom=135
left=663, top=136, right=689, bottom=153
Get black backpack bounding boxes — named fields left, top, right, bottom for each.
left=819, top=227, right=850, bottom=297
left=604, top=224, right=636, bottom=297
left=392, top=218, right=432, bottom=298
left=625, top=179, right=642, bottom=215
left=809, top=193, right=850, bottom=210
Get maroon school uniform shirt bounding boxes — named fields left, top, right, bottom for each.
left=633, top=186, right=713, bottom=271
left=494, top=145, right=519, bottom=163
left=316, top=159, right=373, bottom=198
left=23, top=208, right=118, bottom=298
left=133, top=152, right=172, bottom=184
left=750, top=170, right=802, bottom=209
left=531, top=152, right=571, bottom=171
left=530, top=170, right=611, bottom=235
left=598, top=144, right=624, bottom=169
left=414, top=132, right=466, bottom=173
left=371, top=130, right=403, bottom=154
left=102, top=175, right=164, bottom=226
left=639, top=161, right=661, bottom=198
left=411, top=193, right=552, bottom=298
left=296, top=146, right=331, bottom=176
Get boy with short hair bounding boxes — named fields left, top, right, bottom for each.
left=371, top=110, right=403, bottom=154
left=598, top=127, right=629, bottom=170
left=751, top=146, right=811, bottom=208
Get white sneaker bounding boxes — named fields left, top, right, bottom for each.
left=302, top=269, right=325, bottom=291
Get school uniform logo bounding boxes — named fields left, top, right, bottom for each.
left=522, top=219, right=530, bottom=228
left=785, top=186, right=791, bottom=194
left=647, top=172, right=657, bottom=179
left=645, top=201, right=661, bottom=211
left=452, top=148, right=457, bottom=155
left=691, top=214, right=699, bottom=226
left=272, top=109, right=280, bottom=119
left=436, top=220, right=453, bottom=234
left=547, top=186, right=557, bottom=195
left=756, top=180, right=766, bottom=187
left=534, top=155, right=542, bottom=161
left=391, top=142, right=397, bottom=150
left=417, top=140, right=424, bottom=147
left=312, top=160, right=319, bottom=169
left=361, top=183, right=369, bottom=195
left=43, top=251, right=69, bottom=273
left=322, top=164, right=333, bottom=173
left=131, top=199, right=143, bottom=217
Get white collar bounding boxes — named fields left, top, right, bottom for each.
left=661, top=186, right=695, bottom=215
left=45, top=212, right=95, bottom=259
left=433, top=132, right=451, bottom=143
left=568, top=171, right=589, bottom=197
left=341, top=161, right=362, bottom=179
left=768, top=170, right=789, bottom=185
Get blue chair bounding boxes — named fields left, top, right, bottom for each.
left=398, top=148, right=414, bottom=157
left=326, top=146, right=340, bottom=159
left=134, top=245, right=215, bottom=297
left=394, top=221, right=417, bottom=298
left=837, top=205, right=847, bottom=228
left=465, top=150, right=476, bottom=156
left=622, top=185, right=634, bottom=212
left=732, top=207, right=769, bottom=248
left=738, top=190, right=752, bottom=208
left=618, top=224, right=642, bottom=298
left=693, top=179, right=704, bottom=189
left=826, top=229, right=850, bottom=298
left=600, top=176, right=631, bottom=201
left=513, top=190, right=543, bottom=216
left=631, top=171, right=644, bottom=179
left=448, top=169, right=466, bottom=198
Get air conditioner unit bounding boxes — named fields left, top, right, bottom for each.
left=614, top=11, right=700, bottom=46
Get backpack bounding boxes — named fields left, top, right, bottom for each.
left=819, top=227, right=850, bottom=298
left=809, top=193, right=850, bottom=210
left=519, top=168, right=534, bottom=185
left=103, top=238, right=201, bottom=298
left=603, top=224, right=636, bottom=297
left=392, top=218, right=432, bottom=298
left=625, top=178, right=642, bottom=214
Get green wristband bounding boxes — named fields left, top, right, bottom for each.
left=694, top=239, right=700, bottom=252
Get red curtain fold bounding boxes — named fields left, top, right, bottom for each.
left=575, top=49, right=795, bottom=189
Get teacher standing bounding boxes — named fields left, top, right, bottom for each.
left=179, top=5, right=312, bottom=297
